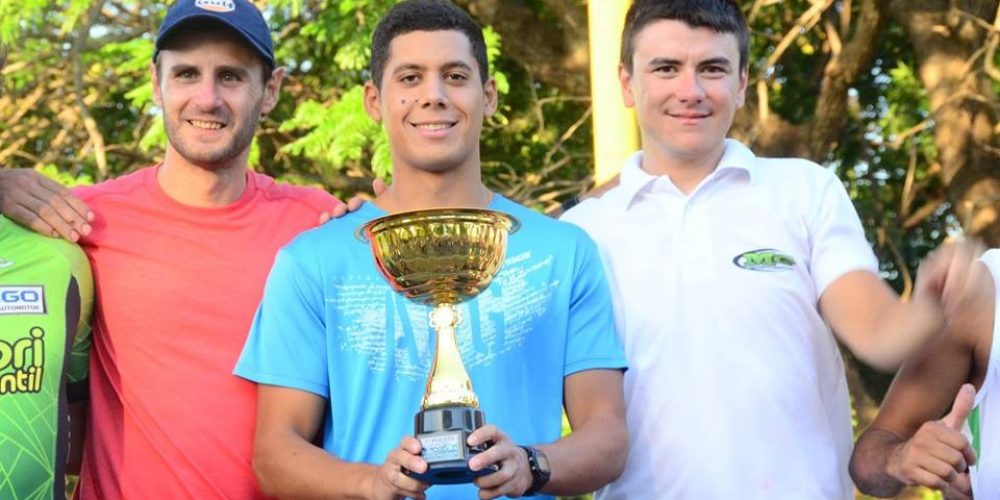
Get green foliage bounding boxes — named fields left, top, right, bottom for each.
left=279, top=87, right=388, bottom=176
left=38, top=164, right=92, bottom=187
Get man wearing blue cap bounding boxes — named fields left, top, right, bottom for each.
left=1, top=1, right=347, bottom=498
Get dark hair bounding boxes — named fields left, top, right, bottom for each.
left=370, top=0, right=488, bottom=88
left=155, top=21, right=275, bottom=84
left=620, top=0, right=749, bottom=74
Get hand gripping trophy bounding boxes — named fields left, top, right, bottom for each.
left=359, top=208, right=519, bottom=484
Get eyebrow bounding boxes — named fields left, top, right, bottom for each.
left=391, top=60, right=474, bottom=75
left=647, top=56, right=734, bottom=68
left=167, top=64, right=252, bottom=78
left=216, top=65, right=251, bottom=78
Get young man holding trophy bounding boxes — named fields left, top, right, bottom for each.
left=234, top=1, right=628, bottom=499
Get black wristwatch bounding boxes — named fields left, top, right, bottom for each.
left=519, top=445, right=551, bottom=496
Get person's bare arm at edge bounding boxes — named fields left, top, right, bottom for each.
left=849, top=259, right=992, bottom=499
left=0, top=168, right=93, bottom=241
left=468, top=369, right=627, bottom=498
left=819, top=240, right=982, bottom=371
left=252, top=384, right=430, bottom=500
left=67, top=402, right=87, bottom=475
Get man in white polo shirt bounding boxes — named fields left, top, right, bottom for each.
left=850, top=249, right=998, bottom=500
left=561, top=0, right=979, bottom=498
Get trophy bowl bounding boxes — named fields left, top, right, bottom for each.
left=359, top=208, right=520, bottom=306
left=358, top=207, right=521, bottom=484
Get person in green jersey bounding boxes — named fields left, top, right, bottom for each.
left=0, top=215, right=92, bottom=500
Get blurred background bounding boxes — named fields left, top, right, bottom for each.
left=3, top=1, right=999, bottom=498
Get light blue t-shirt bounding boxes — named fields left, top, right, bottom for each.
left=235, top=195, right=625, bottom=499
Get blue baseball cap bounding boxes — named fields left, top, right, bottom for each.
left=154, top=0, right=276, bottom=69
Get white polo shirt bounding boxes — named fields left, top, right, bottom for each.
left=561, top=139, right=878, bottom=499
left=971, top=249, right=1000, bottom=498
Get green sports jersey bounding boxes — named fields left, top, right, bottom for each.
left=0, top=216, right=92, bottom=500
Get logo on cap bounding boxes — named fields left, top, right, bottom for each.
left=195, top=0, right=235, bottom=13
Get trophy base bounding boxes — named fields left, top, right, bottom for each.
left=405, top=406, right=499, bottom=484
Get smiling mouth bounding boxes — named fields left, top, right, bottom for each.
left=669, top=113, right=710, bottom=119
left=411, top=122, right=457, bottom=131
left=189, top=119, right=225, bottom=130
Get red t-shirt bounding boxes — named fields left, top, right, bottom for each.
left=73, top=166, right=339, bottom=499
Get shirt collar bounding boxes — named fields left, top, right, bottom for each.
left=609, top=138, right=758, bottom=211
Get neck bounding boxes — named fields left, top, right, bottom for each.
left=641, top=141, right=728, bottom=195
left=157, top=148, right=249, bottom=207
left=375, top=164, right=491, bottom=213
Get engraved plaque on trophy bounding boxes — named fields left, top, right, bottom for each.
left=358, top=208, right=520, bottom=484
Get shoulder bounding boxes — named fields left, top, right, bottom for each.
left=500, top=197, right=595, bottom=244
left=279, top=204, right=374, bottom=258
left=71, top=167, right=150, bottom=203
left=559, top=197, right=607, bottom=232
left=4, top=221, right=89, bottom=277
left=253, top=173, right=341, bottom=214
left=750, top=155, right=840, bottom=190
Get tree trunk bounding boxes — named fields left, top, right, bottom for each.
left=890, top=0, right=1000, bottom=246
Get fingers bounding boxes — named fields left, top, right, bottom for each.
left=472, top=445, right=527, bottom=499
left=922, top=239, right=986, bottom=320
left=943, top=471, right=973, bottom=500
left=375, top=437, right=429, bottom=500
left=345, top=195, right=366, bottom=213
left=6, top=203, right=62, bottom=239
left=891, top=420, right=975, bottom=493
left=0, top=168, right=92, bottom=241
left=372, top=177, right=388, bottom=196
left=468, top=426, right=530, bottom=499
left=942, top=384, right=976, bottom=431
left=940, top=240, right=983, bottom=312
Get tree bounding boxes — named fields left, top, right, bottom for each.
left=3, top=3, right=999, bottom=497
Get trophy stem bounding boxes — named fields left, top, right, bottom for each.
left=422, top=304, right=480, bottom=410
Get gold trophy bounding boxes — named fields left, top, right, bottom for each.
left=358, top=208, right=520, bottom=484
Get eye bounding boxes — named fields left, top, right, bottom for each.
left=701, top=65, right=729, bottom=77
left=652, top=65, right=678, bottom=76
left=220, top=71, right=243, bottom=83
left=445, top=72, right=468, bottom=82
left=176, top=69, right=197, bottom=80
left=399, top=74, right=420, bottom=85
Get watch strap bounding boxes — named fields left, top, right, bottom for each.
left=519, top=445, right=550, bottom=496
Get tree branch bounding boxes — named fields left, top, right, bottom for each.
left=71, top=2, right=108, bottom=180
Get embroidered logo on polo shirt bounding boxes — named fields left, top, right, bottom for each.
left=0, top=286, right=46, bottom=315
left=195, top=0, right=235, bottom=13
left=733, top=249, right=796, bottom=272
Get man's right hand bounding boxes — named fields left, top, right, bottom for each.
left=371, top=436, right=430, bottom=500
left=886, top=383, right=977, bottom=498
left=0, top=168, right=92, bottom=241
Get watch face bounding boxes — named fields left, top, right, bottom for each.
left=536, top=450, right=551, bottom=474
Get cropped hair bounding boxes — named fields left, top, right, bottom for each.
left=620, top=0, right=749, bottom=74
left=370, top=0, right=488, bottom=88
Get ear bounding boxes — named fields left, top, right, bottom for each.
left=619, top=63, right=636, bottom=108
left=260, top=66, right=285, bottom=115
left=735, top=68, right=748, bottom=109
left=150, top=62, right=163, bottom=108
left=363, top=80, right=382, bottom=121
left=482, top=78, right=498, bottom=118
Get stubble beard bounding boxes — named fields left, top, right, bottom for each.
left=165, top=99, right=264, bottom=171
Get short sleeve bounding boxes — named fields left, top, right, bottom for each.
left=564, top=230, right=627, bottom=376
left=809, top=172, right=879, bottom=296
left=234, top=247, right=330, bottom=398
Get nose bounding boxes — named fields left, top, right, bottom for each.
left=191, top=79, right=222, bottom=111
left=675, top=70, right=705, bottom=103
left=419, top=76, right=448, bottom=109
